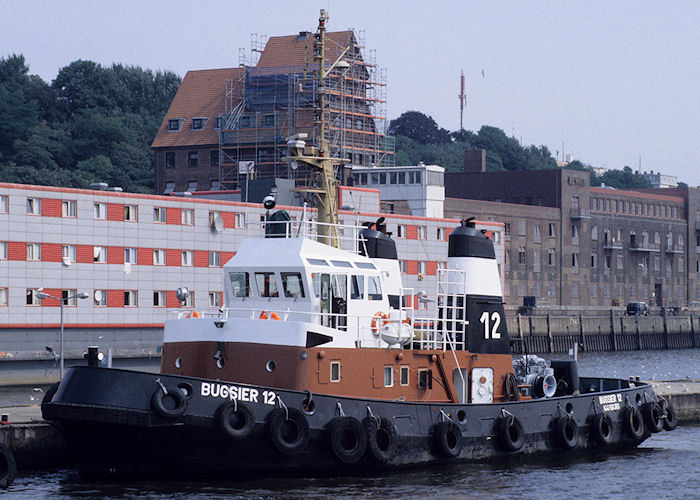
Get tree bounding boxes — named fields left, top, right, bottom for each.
left=388, top=111, right=452, bottom=144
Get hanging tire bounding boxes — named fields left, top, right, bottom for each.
left=216, top=402, right=255, bottom=440
left=151, top=387, right=187, bottom=419
left=267, top=408, right=309, bottom=455
left=504, top=373, right=519, bottom=402
left=641, top=402, right=664, bottom=433
left=433, top=421, right=463, bottom=458
left=327, top=417, right=367, bottom=464
left=0, top=444, right=17, bottom=489
left=497, top=415, right=524, bottom=452
left=554, top=417, right=578, bottom=449
left=622, top=406, right=645, bottom=440
left=364, top=417, right=398, bottom=463
left=663, top=403, right=678, bottom=431
left=592, top=413, right=614, bottom=445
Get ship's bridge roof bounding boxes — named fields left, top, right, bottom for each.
left=224, top=237, right=375, bottom=270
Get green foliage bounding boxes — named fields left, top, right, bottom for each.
left=594, top=166, right=652, bottom=189
left=388, top=111, right=452, bottom=145
left=0, top=54, right=180, bottom=193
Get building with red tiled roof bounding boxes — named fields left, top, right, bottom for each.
left=152, top=27, right=392, bottom=196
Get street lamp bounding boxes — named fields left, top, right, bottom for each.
left=36, top=289, right=89, bottom=380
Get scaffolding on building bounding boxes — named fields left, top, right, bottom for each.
left=217, top=28, right=394, bottom=191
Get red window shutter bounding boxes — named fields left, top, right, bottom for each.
left=166, top=290, right=181, bottom=308
left=167, top=208, right=181, bottom=225
left=426, top=261, right=438, bottom=276
left=194, top=250, right=209, bottom=267
left=76, top=245, right=93, bottom=263
left=221, top=212, right=236, bottom=228
left=107, top=290, right=123, bottom=307
left=406, top=225, right=418, bottom=239
left=41, top=243, right=62, bottom=262
left=40, top=288, right=63, bottom=307
left=406, top=261, right=418, bottom=275
left=166, top=249, right=180, bottom=266
left=107, top=204, right=124, bottom=221
left=138, top=247, right=152, bottom=265
left=41, top=198, right=62, bottom=217
left=8, top=241, right=26, bottom=260
left=108, top=246, right=124, bottom=264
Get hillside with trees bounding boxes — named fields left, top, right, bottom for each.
left=0, top=54, right=180, bottom=193
left=389, top=111, right=654, bottom=190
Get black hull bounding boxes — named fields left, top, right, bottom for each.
left=43, top=366, right=668, bottom=480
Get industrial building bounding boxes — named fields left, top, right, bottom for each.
left=151, top=28, right=393, bottom=196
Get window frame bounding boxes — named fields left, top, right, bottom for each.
left=61, top=200, right=77, bottom=218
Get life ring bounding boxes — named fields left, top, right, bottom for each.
left=504, top=373, right=519, bottom=402
left=641, top=402, right=664, bottom=433
left=327, top=416, right=367, bottom=464
left=151, top=387, right=187, bottom=419
left=592, top=412, right=614, bottom=445
left=185, top=311, right=200, bottom=318
left=662, top=402, right=678, bottom=431
left=402, top=318, right=411, bottom=325
left=371, top=312, right=389, bottom=335
left=364, top=417, right=397, bottom=463
left=553, top=417, right=578, bottom=449
left=0, top=444, right=17, bottom=489
left=496, top=414, right=524, bottom=452
left=259, top=310, right=281, bottom=320
left=267, top=408, right=309, bottom=454
left=433, top=420, right=463, bottom=458
left=622, top=406, right=645, bottom=440
left=216, top=401, right=255, bottom=440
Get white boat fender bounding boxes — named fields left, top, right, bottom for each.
left=592, top=412, right=614, bottom=445
left=327, top=416, right=367, bottom=464
left=266, top=408, right=309, bottom=454
left=216, top=400, right=255, bottom=440
left=622, top=406, right=645, bottom=440
left=553, top=416, right=578, bottom=449
left=363, top=416, right=397, bottom=463
left=496, top=411, right=524, bottom=452
left=0, top=444, right=17, bottom=489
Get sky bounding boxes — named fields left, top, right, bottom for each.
left=1, top=1, right=698, bottom=184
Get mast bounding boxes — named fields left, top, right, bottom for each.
left=285, top=9, right=349, bottom=248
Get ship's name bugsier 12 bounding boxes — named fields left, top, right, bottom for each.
left=200, top=381, right=278, bottom=405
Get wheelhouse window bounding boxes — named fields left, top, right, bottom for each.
left=367, top=275, right=382, bottom=300
left=281, top=272, right=305, bottom=298
left=350, top=275, right=364, bottom=299
left=255, top=272, right=279, bottom=297
left=229, top=272, right=250, bottom=297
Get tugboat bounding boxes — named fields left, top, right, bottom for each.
left=42, top=10, right=677, bottom=480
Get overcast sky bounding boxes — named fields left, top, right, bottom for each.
left=2, top=1, right=698, bottom=184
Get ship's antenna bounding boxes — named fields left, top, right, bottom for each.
left=459, top=70, right=466, bottom=130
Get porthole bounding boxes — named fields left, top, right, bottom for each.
left=457, top=409, right=467, bottom=424
left=177, top=382, right=193, bottom=397
left=175, top=357, right=182, bottom=369
left=266, top=360, right=276, bottom=373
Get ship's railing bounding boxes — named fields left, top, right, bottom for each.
left=245, top=217, right=374, bottom=253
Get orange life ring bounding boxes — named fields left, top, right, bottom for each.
left=371, top=311, right=389, bottom=334
left=185, top=311, right=200, bottom=318
left=402, top=318, right=411, bottom=325
left=259, top=310, right=280, bottom=320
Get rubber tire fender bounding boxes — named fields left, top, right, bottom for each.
left=327, top=417, right=367, bottom=464
left=267, top=408, right=310, bottom=455
left=364, top=417, right=398, bottom=463
left=554, top=417, right=578, bottom=449
left=151, top=387, right=187, bottom=419
left=622, top=406, right=645, bottom=441
left=216, top=402, right=255, bottom=440
left=663, top=403, right=678, bottom=431
left=496, top=415, right=525, bottom=452
left=592, top=413, right=614, bottom=445
left=0, top=444, right=17, bottom=489
left=433, top=421, right=463, bottom=458
left=641, top=402, right=664, bottom=433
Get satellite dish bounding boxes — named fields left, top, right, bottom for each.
left=123, top=262, right=132, bottom=274
left=94, top=290, right=102, bottom=302
left=214, top=214, right=224, bottom=232
left=62, top=257, right=72, bottom=266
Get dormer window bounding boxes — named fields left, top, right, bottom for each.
left=168, top=119, right=183, bottom=131
left=192, top=117, right=208, bottom=130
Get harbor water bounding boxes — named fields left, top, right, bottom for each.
left=5, top=349, right=700, bottom=499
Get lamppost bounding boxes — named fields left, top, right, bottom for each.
left=36, top=290, right=89, bottom=380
